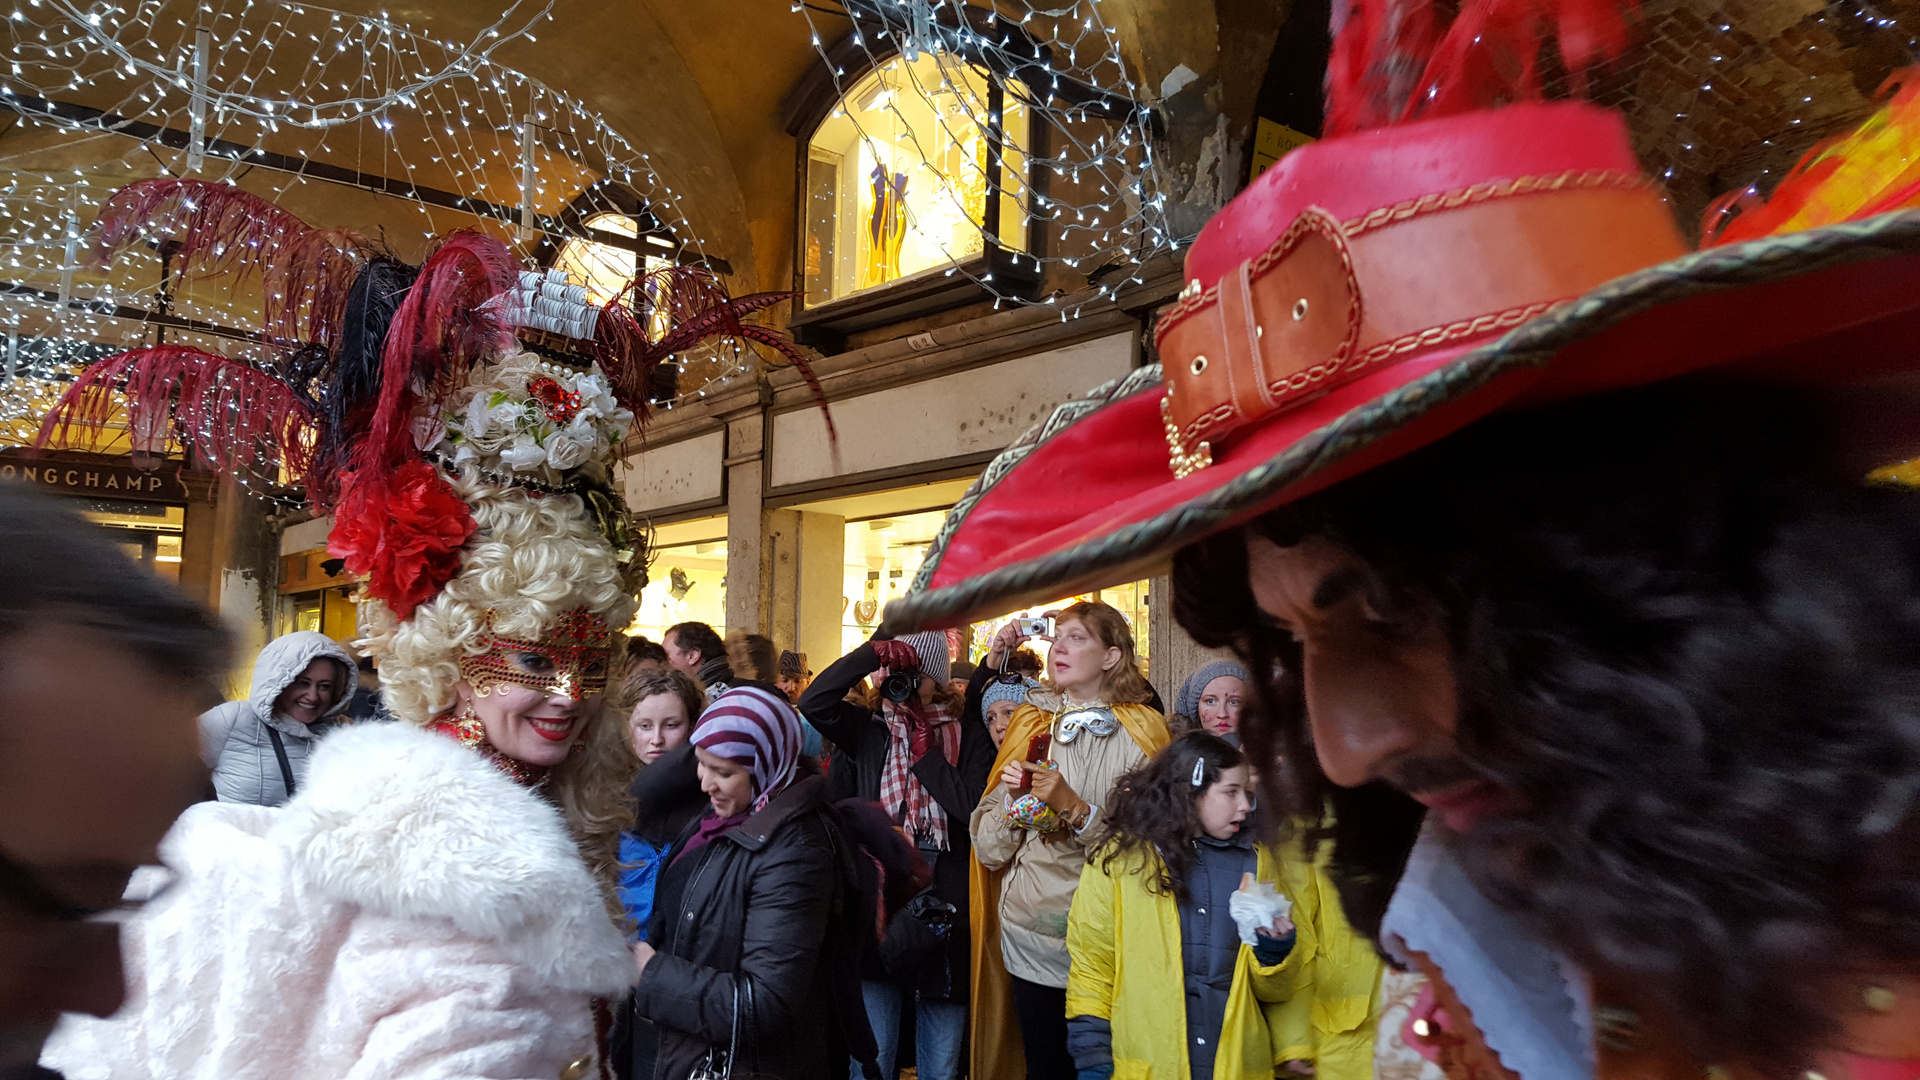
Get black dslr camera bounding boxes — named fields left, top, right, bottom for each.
left=880, top=667, right=919, bottom=704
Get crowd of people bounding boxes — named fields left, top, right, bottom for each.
left=0, top=458, right=1389, bottom=1080
left=8, top=7, right=1920, bottom=1078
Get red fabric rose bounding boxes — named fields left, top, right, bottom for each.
left=328, top=460, right=476, bottom=620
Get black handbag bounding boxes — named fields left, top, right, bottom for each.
left=688, top=978, right=752, bottom=1080
left=876, top=889, right=957, bottom=977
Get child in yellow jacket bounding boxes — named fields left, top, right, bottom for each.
left=1066, top=732, right=1380, bottom=1080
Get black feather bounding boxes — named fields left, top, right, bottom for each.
left=310, top=257, right=418, bottom=507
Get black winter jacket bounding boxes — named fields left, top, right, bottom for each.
left=633, top=772, right=875, bottom=1080
left=800, top=640, right=994, bottom=1000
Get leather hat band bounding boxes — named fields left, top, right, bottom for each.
left=1154, top=169, right=1688, bottom=477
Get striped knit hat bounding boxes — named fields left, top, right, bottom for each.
left=896, top=630, right=952, bottom=685
left=692, top=684, right=804, bottom=812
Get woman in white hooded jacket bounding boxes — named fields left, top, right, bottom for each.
left=41, top=351, right=648, bottom=1080
left=198, top=629, right=357, bottom=806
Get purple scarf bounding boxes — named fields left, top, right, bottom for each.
left=672, top=809, right=750, bottom=867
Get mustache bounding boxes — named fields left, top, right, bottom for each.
left=1378, top=751, right=1484, bottom=794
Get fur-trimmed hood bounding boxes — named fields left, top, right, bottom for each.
left=246, top=630, right=358, bottom=737
left=263, top=720, right=633, bottom=992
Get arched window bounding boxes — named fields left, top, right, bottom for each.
left=802, top=52, right=1029, bottom=307
left=554, top=211, right=649, bottom=307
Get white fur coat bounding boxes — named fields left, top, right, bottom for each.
left=42, top=722, right=634, bottom=1080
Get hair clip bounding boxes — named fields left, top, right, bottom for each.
left=1191, top=758, right=1207, bottom=787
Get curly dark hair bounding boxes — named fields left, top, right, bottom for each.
left=1172, top=379, right=1920, bottom=1074
left=1092, top=731, right=1246, bottom=902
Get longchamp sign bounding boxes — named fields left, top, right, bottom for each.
left=0, top=452, right=192, bottom=502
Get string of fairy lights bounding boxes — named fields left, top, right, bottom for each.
left=6, top=0, right=1917, bottom=506
left=0, top=0, right=738, bottom=504
left=794, top=0, right=1175, bottom=320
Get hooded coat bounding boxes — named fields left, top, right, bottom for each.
left=199, top=631, right=357, bottom=806
left=40, top=722, right=634, bottom=1080
left=1065, top=840, right=1382, bottom=1080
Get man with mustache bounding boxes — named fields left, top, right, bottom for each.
left=874, top=75, right=1920, bottom=1080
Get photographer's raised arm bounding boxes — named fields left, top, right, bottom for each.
left=797, top=639, right=884, bottom=751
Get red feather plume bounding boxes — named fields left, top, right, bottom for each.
left=33, top=345, right=317, bottom=480
left=356, top=231, right=518, bottom=483
left=92, top=179, right=366, bottom=347
left=594, top=266, right=838, bottom=456
left=1325, top=0, right=1638, bottom=135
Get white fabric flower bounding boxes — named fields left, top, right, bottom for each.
left=464, top=392, right=492, bottom=439
left=488, top=401, right=528, bottom=432
left=544, top=430, right=592, bottom=471
left=574, top=372, right=620, bottom=423
left=499, top=436, right=547, bottom=472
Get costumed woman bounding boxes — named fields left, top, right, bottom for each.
left=967, top=601, right=1168, bottom=1080
left=38, top=235, right=656, bottom=1077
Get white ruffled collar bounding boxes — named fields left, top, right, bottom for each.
left=1382, top=822, right=1595, bottom=1080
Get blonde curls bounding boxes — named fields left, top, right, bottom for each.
left=357, top=467, right=639, bottom=898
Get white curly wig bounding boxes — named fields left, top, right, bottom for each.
left=358, top=466, right=639, bottom=891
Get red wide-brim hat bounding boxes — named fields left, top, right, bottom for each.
left=880, top=101, right=1920, bottom=634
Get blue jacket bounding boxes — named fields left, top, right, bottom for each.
left=617, top=832, right=669, bottom=941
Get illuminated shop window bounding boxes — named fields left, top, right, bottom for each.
left=804, top=54, right=1029, bottom=306
left=840, top=507, right=1147, bottom=667
left=632, top=518, right=730, bottom=645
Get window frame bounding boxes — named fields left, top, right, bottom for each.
left=782, top=29, right=1044, bottom=351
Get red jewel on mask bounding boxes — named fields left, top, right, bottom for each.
left=528, top=376, right=582, bottom=424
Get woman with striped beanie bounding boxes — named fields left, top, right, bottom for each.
left=629, top=685, right=878, bottom=1080
left=800, top=633, right=997, bottom=1080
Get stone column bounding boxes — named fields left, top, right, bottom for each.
left=1147, top=574, right=1234, bottom=721
left=724, top=414, right=765, bottom=634
left=795, top=511, right=846, bottom=672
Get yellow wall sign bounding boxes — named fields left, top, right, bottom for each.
left=1249, top=117, right=1316, bottom=183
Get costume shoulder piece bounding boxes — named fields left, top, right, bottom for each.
left=268, top=722, right=633, bottom=994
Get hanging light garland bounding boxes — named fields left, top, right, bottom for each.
left=0, top=0, right=746, bottom=503
left=796, top=0, right=1178, bottom=321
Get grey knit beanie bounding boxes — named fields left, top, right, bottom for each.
left=981, top=676, right=1036, bottom=713
left=897, top=630, right=952, bottom=685
left=1175, top=660, right=1251, bottom=720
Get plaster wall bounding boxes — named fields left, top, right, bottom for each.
left=766, top=330, right=1137, bottom=490
left=625, top=429, right=728, bottom=516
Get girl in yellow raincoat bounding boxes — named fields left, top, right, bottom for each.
left=1066, top=732, right=1381, bottom=1080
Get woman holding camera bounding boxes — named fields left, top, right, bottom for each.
left=799, top=631, right=996, bottom=1080
left=967, top=601, right=1169, bottom=1080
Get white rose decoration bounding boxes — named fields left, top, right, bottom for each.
left=465, top=391, right=493, bottom=439
left=544, top=429, right=592, bottom=471
left=488, top=401, right=528, bottom=432
left=575, top=372, right=621, bottom=422
left=499, top=435, right=547, bottom=472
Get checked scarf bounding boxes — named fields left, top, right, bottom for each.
left=879, top=696, right=961, bottom=850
